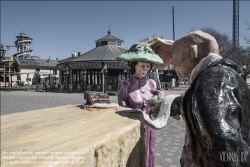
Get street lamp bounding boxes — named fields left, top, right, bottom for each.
left=0, top=44, right=6, bottom=87
left=166, top=66, right=173, bottom=88
left=124, top=67, right=128, bottom=79
left=158, top=70, right=164, bottom=89
left=80, top=68, right=84, bottom=83
left=101, top=63, right=108, bottom=93
left=81, top=67, right=87, bottom=91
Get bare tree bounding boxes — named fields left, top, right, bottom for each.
left=242, top=21, right=250, bottom=45
left=197, top=27, right=236, bottom=58
left=139, top=35, right=164, bottom=43
left=139, top=37, right=149, bottom=43
left=189, top=27, right=250, bottom=75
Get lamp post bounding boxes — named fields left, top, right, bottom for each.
left=166, top=66, right=173, bottom=88
left=101, top=63, right=108, bottom=93
left=0, top=44, right=6, bottom=87
left=26, top=74, right=30, bottom=91
left=158, top=70, right=164, bottom=88
left=124, top=67, right=128, bottom=79
left=35, top=68, right=40, bottom=91
left=81, top=67, right=87, bottom=91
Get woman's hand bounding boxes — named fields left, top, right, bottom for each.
left=155, top=89, right=164, bottom=101
left=150, top=101, right=161, bottom=113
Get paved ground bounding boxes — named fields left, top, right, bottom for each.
left=1, top=87, right=188, bottom=167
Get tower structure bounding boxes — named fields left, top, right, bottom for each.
left=172, top=6, right=175, bottom=41
left=233, top=0, right=239, bottom=47
left=12, top=32, right=33, bottom=58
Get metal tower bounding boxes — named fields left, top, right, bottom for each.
left=12, top=32, right=33, bottom=58
left=172, top=6, right=175, bottom=41
left=233, top=0, right=239, bottom=47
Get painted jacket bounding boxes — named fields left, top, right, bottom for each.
left=180, top=56, right=250, bottom=167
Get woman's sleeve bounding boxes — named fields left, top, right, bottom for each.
left=117, top=80, right=130, bottom=107
left=148, top=79, right=157, bottom=94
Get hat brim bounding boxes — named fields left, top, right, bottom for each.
left=141, top=38, right=174, bottom=70
left=116, top=53, right=163, bottom=64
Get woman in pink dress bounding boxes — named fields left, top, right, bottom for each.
left=117, top=44, right=164, bottom=167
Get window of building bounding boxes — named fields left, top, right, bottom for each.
left=101, top=41, right=107, bottom=45
left=117, top=41, right=121, bottom=46
left=96, top=42, right=100, bottom=47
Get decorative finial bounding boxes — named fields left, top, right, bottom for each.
left=108, top=25, right=111, bottom=34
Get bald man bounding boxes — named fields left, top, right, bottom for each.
left=171, top=30, right=250, bottom=167
left=143, top=31, right=250, bottom=167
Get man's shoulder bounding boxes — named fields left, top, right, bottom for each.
left=191, top=64, right=247, bottom=98
left=198, top=63, right=238, bottom=83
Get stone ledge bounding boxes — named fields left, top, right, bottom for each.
left=1, top=105, right=143, bottom=167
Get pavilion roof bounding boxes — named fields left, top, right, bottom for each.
left=71, top=45, right=126, bottom=62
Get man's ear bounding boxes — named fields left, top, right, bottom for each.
left=190, top=45, right=198, bottom=60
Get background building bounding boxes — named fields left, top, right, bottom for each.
left=56, top=30, right=128, bottom=93
left=0, top=32, right=60, bottom=89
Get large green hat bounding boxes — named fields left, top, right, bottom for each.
left=116, top=44, right=163, bottom=64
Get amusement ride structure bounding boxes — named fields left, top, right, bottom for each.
left=233, top=0, right=239, bottom=47
left=2, top=32, right=39, bottom=60
left=12, top=32, right=34, bottom=59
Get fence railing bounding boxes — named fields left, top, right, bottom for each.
left=36, top=77, right=120, bottom=93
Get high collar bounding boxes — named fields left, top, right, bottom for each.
left=130, top=76, right=147, bottom=84
left=190, top=53, right=222, bottom=83
left=131, top=76, right=146, bottom=80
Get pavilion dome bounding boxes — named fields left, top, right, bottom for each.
left=95, top=30, right=124, bottom=47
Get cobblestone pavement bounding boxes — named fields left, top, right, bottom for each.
left=1, top=91, right=86, bottom=115
left=1, top=88, right=187, bottom=167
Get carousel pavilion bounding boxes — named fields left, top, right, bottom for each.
left=56, top=30, right=129, bottom=93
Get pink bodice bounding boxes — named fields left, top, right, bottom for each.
left=117, top=77, right=157, bottom=114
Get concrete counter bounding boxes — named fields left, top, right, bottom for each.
left=1, top=105, right=143, bottom=167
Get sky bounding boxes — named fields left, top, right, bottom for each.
left=1, top=1, right=250, bottom=61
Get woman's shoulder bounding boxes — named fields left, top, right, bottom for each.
left=147, top=79, right=156, bottom=84
left=119, top=79, right=131, bottom=87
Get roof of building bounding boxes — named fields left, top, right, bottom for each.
left=95, top=31, right=124, bottom=42
left=15, top=32, right=33, bottom=40
left=58, top=56, right=76, bottom=64
left=14, top=57, right=59, bottom=68
left=71, top=45, right=126, bottom=62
